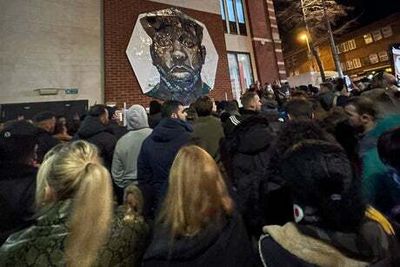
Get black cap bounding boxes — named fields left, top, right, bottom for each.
left=0, top=120, right=39, bottom=162
left=33, top=111, right=56, bottom=123
left=0, top=120, right=39, bottom=141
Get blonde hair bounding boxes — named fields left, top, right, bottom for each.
left=158, top=145, right=233, bottom=238
left=36, top=140, right=113, bottom=267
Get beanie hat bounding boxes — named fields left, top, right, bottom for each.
left=281, top=140, right=365, bottom=231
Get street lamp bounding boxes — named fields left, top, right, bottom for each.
left=298, top=32, right=311, bottom=57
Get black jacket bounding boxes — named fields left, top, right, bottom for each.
left=221, top=115, right=277, bottom=238
left=137, top=118, right=192, bottom=218
left=143, top=212, right=255, bottom=267
left=76, top=116, right=117, bottom=170
left=0, top=163, right=37, bottom=245
left=36, top=128, right=60, bottom=163
left=223, top=109, right=258, bottom=136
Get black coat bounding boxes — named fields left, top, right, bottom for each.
left=137, top=118, right=192, bottom=218
left=221, top=115, right=277, bottom=238
left=76, top=116, right=117, bottom=170
left=36, top=128, right=60, bottom=163
left=0, top=163, right=37, bottom=245
left=143, top=212, right=256, bottom=267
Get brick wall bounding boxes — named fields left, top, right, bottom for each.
left=103, top=0, right=232, bottom=108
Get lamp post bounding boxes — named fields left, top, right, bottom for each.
left=322, top=0, right=344, bottom=78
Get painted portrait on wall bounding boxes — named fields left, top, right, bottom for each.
left=126, top=8, right=218, bottom=105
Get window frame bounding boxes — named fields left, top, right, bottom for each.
left=220, top=0, right=247, bottom=36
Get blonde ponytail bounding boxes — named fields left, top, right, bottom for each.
left=36, top=141, right=113, bottom=267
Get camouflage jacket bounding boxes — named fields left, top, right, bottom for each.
left=0, top=200, right=149, bottom=266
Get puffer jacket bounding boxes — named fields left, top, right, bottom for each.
left=221, top=115, right=278, bottom=238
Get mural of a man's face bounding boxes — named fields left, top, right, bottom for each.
left=150, top=21, right=206, bottom=92
left=141, top=13, right=207, bottom=95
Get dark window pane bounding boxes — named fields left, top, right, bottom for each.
left=229, top=21, right=238, bottom=34
left=239, top=23, right=247, bottom=36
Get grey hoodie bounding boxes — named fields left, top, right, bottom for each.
left=111, top=105, right=152, bottom=187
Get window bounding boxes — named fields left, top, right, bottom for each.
left=372, top=30, right=383, bottom=41
left=382, top=26, right=393, bottom=38
left=362, top=56, right=370, bottom=66
left=220, top=0, right=247, bottom=35
left=379, top=51, right=389, bottom=62
left=346, top=60, right=354, bottom=70
left=369, top=53, right=379, bottom=64
left=364, top=33, right=373, bottom=44
left=348, top=39, right=356, bottom=50
left=336, top=45, right=342, bottom=54
left=353, top=58, right=362, bottom=68
left=227, top=52, right=254, bottom=101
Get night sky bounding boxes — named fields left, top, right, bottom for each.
left=337, top=0, right=400, bottom=26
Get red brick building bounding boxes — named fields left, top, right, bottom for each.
left=104, top=0, right=286, bottom=106
left=284, top=12, right=400, bottom=81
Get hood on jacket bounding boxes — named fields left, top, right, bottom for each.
left=77, top=116, right=108, bottom=139
left=126, top=105, right=149, bottom=130
left=144, top=213, right=239, bottom=262
left=150, top=118, right=193, bottom=143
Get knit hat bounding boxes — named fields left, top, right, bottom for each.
left=33, top=111, right=56, bottom=123
left=281, top=140, right=365, bottom=231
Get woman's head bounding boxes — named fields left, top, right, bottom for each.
left=281, top=140, right=365, bottom=232
left=159, top=145, right=233, bottom=238
left=36, top=140, right=113, bottom=267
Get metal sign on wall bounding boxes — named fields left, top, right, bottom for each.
left=126, top=8, right=219, bottom=105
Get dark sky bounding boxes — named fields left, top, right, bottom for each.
left=337, top=0, right=400, bottom=26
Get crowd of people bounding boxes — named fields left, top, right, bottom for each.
left=1, top=71, right=400, bottom=266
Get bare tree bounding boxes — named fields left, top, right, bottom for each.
left=276, top=0, right=354, bottom=81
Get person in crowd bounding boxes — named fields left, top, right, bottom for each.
left=148, top=100, right=162, bottom=129
left=320, top=108, right=361, bottom=176
left=76, top=104, right=117, bottom=170
left=192, top=96, right=224, bottom=159
left=33, top=111, right=60, bottom=163
left=259, top=140, right=400, bottom=266
left=0, top=121, right=38, bottom=245
left=319, top=81, right=336, bottom=111
left=376, top=127, right=400, bottom=222
left=221, top=114, right=279, bottom=239
left=219, top=100, right=240, bottom=123
left=112, top=105, right=152, bottom=203
left=264, top=121, right=335, bottom=226
left=285, top=98, right=314, bottom=121
left=143, top=145, right=254, bottom=267
left=0, top=141, right=149, bottom=266
left=137, top=100, right=192, bottom=218
left=184, top=103, right=198, bottom=122
left=53, top=116, right=72, bottom=143
left=344, top=96, right=400, bottom=205
left=223, top=91, right=262, bottom=136
left=106, top=106, right=128, bottom=141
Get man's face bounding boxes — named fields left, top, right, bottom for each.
left=150, top=19, right=205, bottom=91
left=100, top=109, right=109, bottom=126
left=344, top=104, right=365, bottom=133
left=44, top=117, right=56, bottom=134
left=172, top=105, right=187, bottom=121
left=253, top=95, right=262, bottom=111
